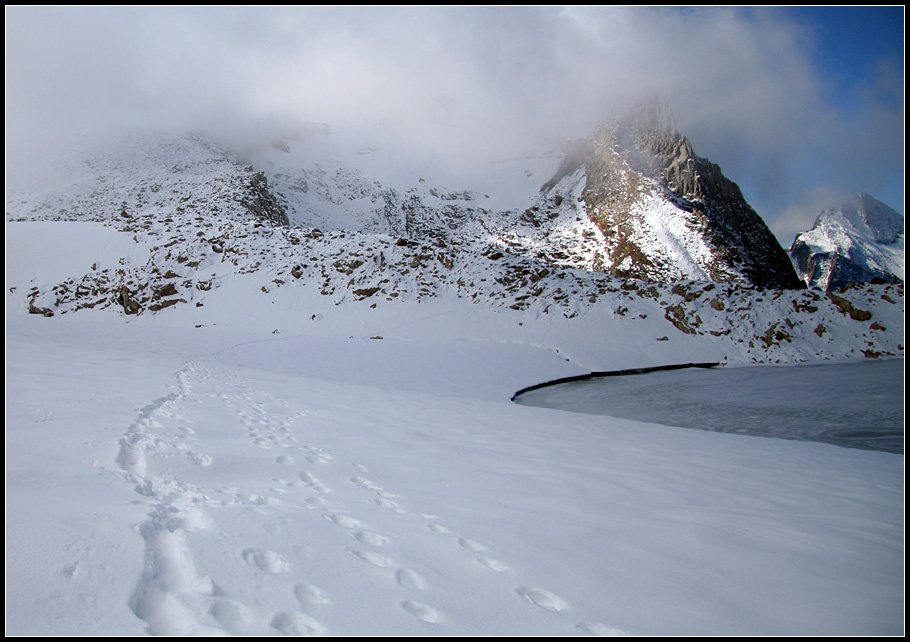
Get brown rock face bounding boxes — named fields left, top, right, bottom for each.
left=574, top=100, right=804, bottom=289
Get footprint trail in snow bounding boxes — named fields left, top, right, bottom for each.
left=114, top=359, right=626, bottom=635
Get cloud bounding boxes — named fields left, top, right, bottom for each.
left=5, top=6, right=902, bottom=240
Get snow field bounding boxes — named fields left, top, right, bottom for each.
left=5, top=309, right=903, bottom=635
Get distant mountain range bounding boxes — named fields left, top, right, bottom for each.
left=789, top=193, right=904, bottom=290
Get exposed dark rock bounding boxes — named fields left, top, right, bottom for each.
left=153, top=283, right=179, bottom=299
left=28, top=301, right=54, bottom=317
left=118, top=285, right=141, bottom=315
left=148, top=298, right=187, bottom=311
left=353, top=287, right=381, bottom=299
left=664, top=304, right=698, bottom=334
left=241, top=172, right=290, bottom=227
left=827, top=292, right=873, bottom=321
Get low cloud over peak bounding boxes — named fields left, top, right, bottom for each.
left=6, top=6, right=903, bottom=242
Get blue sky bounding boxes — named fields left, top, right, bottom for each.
left=5, top=6, right=904, bottom=243
left=709, top=5, right=904, bottom=240
left=786, top=5, right=903, bottom=108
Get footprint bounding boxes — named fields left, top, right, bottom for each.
left=275, top=455, right=295, bottom=465
left=62, top=561, right=80, bottom=580
left=352, top=463, right=368, bottom=472
left=210, top=598, right=254, bottom=634
left=477, top=557, right=508, bottom=571
left=190, top=452, right=212, bottom=466
left=457, top=538, right=488, bottom=552
left=427, top=524, right=453, bottom=535
left=401, top=600, right=443, bottom=624
left=242, top=548, right=290, bottom=573
left=396, top=568, right=427, bottom=590
left=300, top=472, right=330, bottom=493
left=270, top=611, right=325, bottom=635
left=372, top=497, right=405, bottom=513
left=517, top=586, right=569, bottom=612
left=323, top=513, right=360, bottom=529
left=236, top=492, right=272, bottom=505
left=575, top=622, right=629, bottom=636
left=346, top=547, right=394, bottom=568
left=351, top=476, right=379, bottom=491
left=353, top=530, right=389, bottom=546
left=294, top=583, right=330, bottom=606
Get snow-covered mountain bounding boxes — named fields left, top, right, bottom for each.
left=789, top=192, right=905, bottom=290
left=6, top=101, right=808, bottom=306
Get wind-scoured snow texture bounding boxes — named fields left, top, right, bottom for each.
left=576, top=100, right=805, bottom=289
left=789, top=192, right=904, bottom=290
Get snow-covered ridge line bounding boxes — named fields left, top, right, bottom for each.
left=6, top=214, right=904, bottom=368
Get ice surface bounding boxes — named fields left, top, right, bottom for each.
left=515, top=360, right=905, bottom=453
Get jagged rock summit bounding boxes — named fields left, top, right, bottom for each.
left=550, top=99, right=804, bottom=289
left=789, top=192, right=905, bottom=290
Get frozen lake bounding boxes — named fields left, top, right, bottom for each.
left=515, top=359, right=904, bottom=454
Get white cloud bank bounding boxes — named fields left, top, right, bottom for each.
left=5, top=6, right=903, bottom=242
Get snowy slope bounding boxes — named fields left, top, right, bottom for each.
left=4, top=127, right=905, bottom=636
left=5, top=297, right=904, bottom=636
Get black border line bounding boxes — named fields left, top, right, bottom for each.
left=510, top=362, right=721, bottom=402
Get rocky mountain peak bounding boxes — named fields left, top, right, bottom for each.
left=573, top=101, right=804, bottom=289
